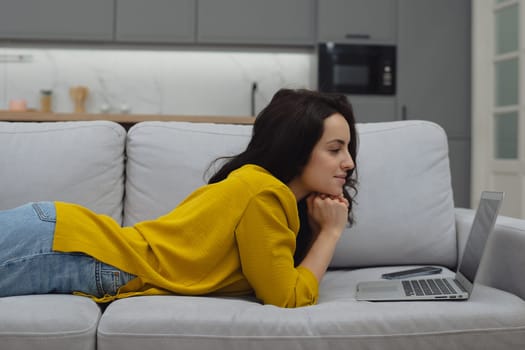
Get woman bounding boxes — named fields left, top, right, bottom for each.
left=0, top=88, right=357, bottom=308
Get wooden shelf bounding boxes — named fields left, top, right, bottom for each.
left=0, top=110, right=255, bottom=125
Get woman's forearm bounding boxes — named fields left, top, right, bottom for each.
left=298, top=229, right=340, bottom=282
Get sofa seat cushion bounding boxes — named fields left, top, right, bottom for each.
left=97, top=269, right=525, bottom=350
left=0, top=295, right=101, bottom=350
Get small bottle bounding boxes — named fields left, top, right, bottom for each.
left=40, top=90, right=53, bottom=113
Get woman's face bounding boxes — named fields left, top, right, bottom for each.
left=288, top=113, right=355, bottom=200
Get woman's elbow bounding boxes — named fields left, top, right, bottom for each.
left=259, top=288, right=318, bottom=308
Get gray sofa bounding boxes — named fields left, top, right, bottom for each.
left=1, top=119, right=524, bottom=350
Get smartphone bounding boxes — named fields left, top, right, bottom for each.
left=381, top=266, right=443, bottom=280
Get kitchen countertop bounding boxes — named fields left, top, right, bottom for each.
left=0, top=110, right=255, bottom=125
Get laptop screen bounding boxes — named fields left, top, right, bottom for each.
left=458, top=192, right=503, bottom=283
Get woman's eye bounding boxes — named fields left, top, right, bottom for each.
left=329, top=149, right=340, bottom=154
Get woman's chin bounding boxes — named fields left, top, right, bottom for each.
left=323, top=188, right=344, bottom=197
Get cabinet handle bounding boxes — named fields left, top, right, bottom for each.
left=251, top=82, right=257, bottom=117
left=345, top=33, right=371, bottom=40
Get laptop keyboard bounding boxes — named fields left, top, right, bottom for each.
left=402, top=278, right=460, bottom=296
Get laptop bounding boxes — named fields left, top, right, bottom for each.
left=356, top=191, right=504, bottom=301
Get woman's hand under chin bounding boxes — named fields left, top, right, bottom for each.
left=306, top=193, right=349, bottom=239
left=299, top=192, right=350, bottom=283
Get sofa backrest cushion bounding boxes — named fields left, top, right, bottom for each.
left=333, top=121, right=457, bottom=268
left=124, top=122, right=252, bottom=226
left=124, top=120, right=456, bottom=268
left=0, top=121, right=126, bottom=224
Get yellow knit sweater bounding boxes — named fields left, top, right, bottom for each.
left=53, top=164, right=318, bottom=307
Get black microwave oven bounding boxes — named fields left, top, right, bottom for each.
left=318, top=43, right=396, bottom=95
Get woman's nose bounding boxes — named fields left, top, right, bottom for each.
left=342, top=151, right=355, bottom=170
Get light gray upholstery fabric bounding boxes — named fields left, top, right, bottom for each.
left=0, top=295, right=101, bottom=350
left=124, top=120, right=456, bottom=268
left=457, top=208, right=525, bottom=300
left=98, top=268, right=525, bottom=350
left=0, top=122, right=115, bottom=350
left=2, top=119, right=525, bottom=350
left=333, top=121, right=456, bottom=267
left=124, top=121, right=252, bottom=226
left=0, top=121, right=126, bottom=223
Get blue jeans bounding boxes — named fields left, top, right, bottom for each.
left=0, top=202, right=135, bottom=299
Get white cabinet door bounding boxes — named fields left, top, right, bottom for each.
left=472, top=1, right=525, bottom=219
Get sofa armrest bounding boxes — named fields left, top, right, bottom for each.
left=455, top=208, right=525, bottom=300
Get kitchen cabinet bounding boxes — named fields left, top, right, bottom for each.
left=350, top=96, right=397, bottom=124
left=115, top=0, right=196, bottom=43
left=197, top=0, right=316, bottom=45
left=448, top=139, right=471, bottom=206
left=1, top=0, right=317, bottom=46
left=397, top=0, right=471, bottom=207
left=317, top=0, right=397, bottom=44
left=0, top=0, right=113, bottom=41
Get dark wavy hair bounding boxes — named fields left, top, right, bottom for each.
left=207, top=88, right=358, bottom=265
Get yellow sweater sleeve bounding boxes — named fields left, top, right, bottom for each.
left=235, top=188, right=319, bottom=307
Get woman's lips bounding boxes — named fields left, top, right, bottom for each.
left=334, top=176, right=346, bottom=184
